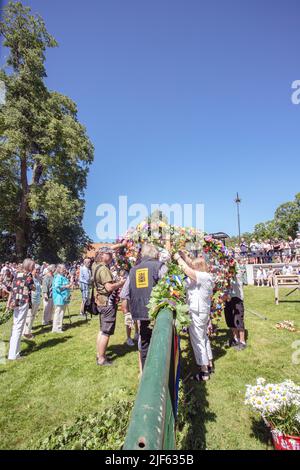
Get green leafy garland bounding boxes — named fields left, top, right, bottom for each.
left=147, top=263, right=191, bottom=331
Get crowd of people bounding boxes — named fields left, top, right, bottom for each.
left=0, top=242, right=247, bottom=384
left=255, top=263, right=299, bottom=287
left=2, top=232, right=300, bottom=374
left=231, top=233, right=300, bottom=264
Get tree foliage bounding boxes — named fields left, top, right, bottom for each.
left=0, top=1, right=94, bottom=262
left=253, top=193, right=300, bottom=241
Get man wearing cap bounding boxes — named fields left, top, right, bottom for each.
left=93, top=246, right=126, bottom=366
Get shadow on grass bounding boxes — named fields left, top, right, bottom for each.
left=32, top=318, right=88, bottom=336
left=210, top=329, right=230, bottom=361
left=250, top=417, right=273, bottom=449
left=178, top=333, right=218, bottom=449
left=106, top=342, right=138, bottom=360
left=22, top=336, right=72, bottom=356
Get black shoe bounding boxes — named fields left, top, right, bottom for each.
left=191, top=371, right=210, bottom=382
left=228, top=338, right=239, bottom=347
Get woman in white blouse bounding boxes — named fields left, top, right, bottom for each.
left=174, top=251, right=214, bottom=381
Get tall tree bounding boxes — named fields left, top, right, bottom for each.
left=0, top=2, right=94, bottom=261
left=273, top=193, right=300, bottom=239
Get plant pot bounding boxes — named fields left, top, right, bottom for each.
left=271, top=429, right=300, bottom=451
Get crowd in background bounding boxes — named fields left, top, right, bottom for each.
left=230, top=233, right=300, bottom=265
left=1, top=233, right=299, bottom=372
left=0, top=241, right=247, bottom=383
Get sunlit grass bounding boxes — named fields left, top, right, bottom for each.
left=0, top=286, right=299, bottom=449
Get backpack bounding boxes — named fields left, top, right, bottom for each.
left=84, top=265, right=101, bottom=316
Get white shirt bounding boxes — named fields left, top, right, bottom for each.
left=1, top=266, right=10, bottom=276
left=256, top=269, right=263, bottom=279
left=282, top=266, right=294, bottom=275
left=230, top=270, right=244, bottom=301
left=186, top=271, right=214, bottom=313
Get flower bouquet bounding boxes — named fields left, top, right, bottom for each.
left=245, top=378, right=300, bottom=450
left=275, top=321, right=297, bottom=332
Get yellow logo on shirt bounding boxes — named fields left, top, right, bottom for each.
left=136, top=268, right=149, bottom=288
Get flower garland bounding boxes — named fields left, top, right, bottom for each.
left=201, top=236, right=237, bottom=318
left=147, top=263, right=191, bottom=331
left=114, top=219, right=237, bottom=322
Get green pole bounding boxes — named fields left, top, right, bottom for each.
left=123, top=308, right=175, bottom=450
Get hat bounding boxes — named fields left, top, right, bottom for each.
left=98, top=246, right=113, bottom=254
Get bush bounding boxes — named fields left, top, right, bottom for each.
left=0, top=304, right=12, bottom=326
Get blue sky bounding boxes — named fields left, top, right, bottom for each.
left=1, top=0, right=300, bottom=240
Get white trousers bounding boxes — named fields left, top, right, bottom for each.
left=8, top=303, right=29, bottom=360
left=23, top=303, right=40, bottom=335
left=43, top=298, right=54, bottom=324
left=52, top=305, right=66, bottom=332
left=189, top=310, right=213, bottom=366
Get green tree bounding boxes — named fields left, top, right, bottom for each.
left=0, top=2, right=94, bottom=261
left=253, top=220, right=278, bottom=240
left=274, top=193, right=300, bottom=239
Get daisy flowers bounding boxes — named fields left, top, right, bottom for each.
left=245, top=378, right=300, bottom=436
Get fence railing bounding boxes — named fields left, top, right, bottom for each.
left=123, top=308, right=177, bottom=450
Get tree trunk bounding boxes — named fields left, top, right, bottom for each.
left=15, top=155, right=29, bottom=261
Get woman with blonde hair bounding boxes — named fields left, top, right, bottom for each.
left=174, top=251, right=214, bottom=381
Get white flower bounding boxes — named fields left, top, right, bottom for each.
left=256, top=378, right=266, bottom=386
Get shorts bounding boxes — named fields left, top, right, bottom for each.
left=80, top=282, right=89, bottom=302
left=224, top=297, right=245, bottom=330
left=98, top=305, right=117, bottom=336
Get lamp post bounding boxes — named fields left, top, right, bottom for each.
left=234, top=192, right=241, bottom=244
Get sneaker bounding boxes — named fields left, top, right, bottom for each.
left=233, top=342, right=247, bottom=351
left=96, top=358, right=114, bottom=366
left=228, top=338, right=239, bottom=348
left=8, top=357, right=25, bottom=362
left=126, top=338, right=135, bottom=347
left=22, top=334, right=34, bottom=340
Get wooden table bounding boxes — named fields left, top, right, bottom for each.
left=274, top=275, right=300, bottom=305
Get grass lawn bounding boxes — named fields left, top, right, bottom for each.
left=0, top=286, right=299, bottom=450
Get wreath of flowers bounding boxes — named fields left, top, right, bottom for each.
left=202, top=236, right=237, bottom=317
left=113, top=219, right=237, bottom=323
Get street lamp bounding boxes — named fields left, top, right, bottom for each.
left=234, top=192, right=241, bottom=244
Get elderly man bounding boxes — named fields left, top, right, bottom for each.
left=79, top=258, right=91, bottom=316
left=120, top=244, right=168, bottom=371
left=93, top=247, right=126, bottom=366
